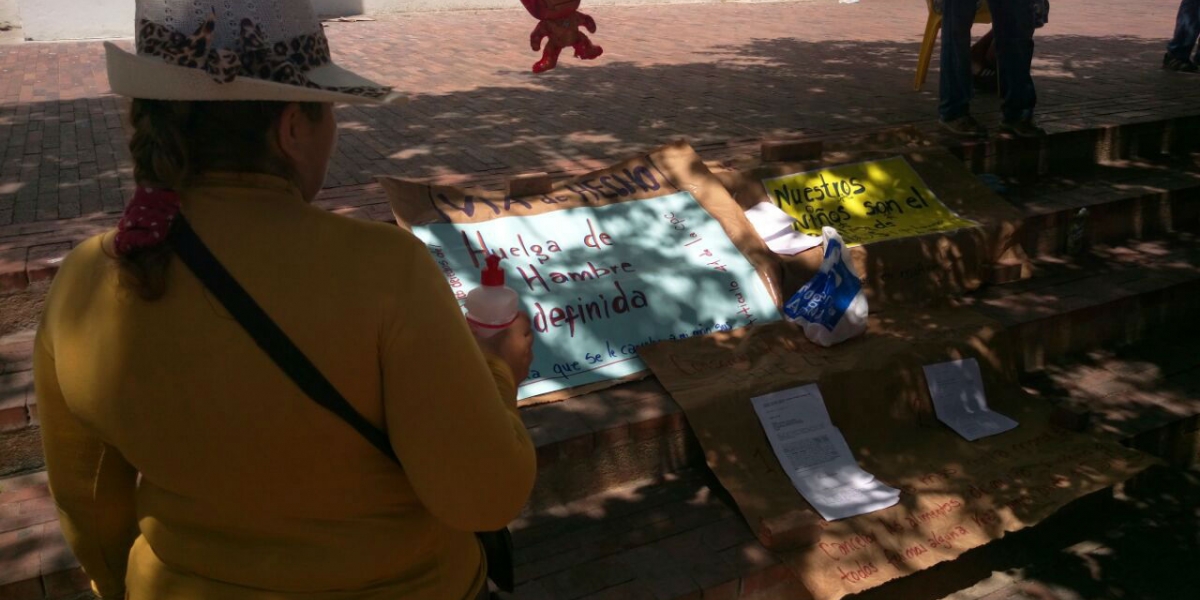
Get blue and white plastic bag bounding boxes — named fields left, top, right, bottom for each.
left=783, top=227, right=868, bottom=347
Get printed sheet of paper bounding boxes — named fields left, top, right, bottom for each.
left=761, top=156, right=977, bottom=247
left=413, top=191, right=780, bottom=400
left=752, top=385, right=900, bottom=521
left=923, top=358, right=1019, bottom=441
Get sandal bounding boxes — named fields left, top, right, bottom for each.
left=973, top=66, right=999, bottom=93
left=1162, top=52, right=1198, bottom=72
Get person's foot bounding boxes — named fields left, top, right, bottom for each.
left=1162, top=52, right=1198, bottom=72
left=939, top=115, right=987, bottom=137
left=998, top=119, right=1046, bottom=138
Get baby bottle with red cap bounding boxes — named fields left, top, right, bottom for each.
left=464, top=254, right=520, bottom=338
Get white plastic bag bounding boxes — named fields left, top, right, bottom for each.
left=783, top=227, right=868, bottom=347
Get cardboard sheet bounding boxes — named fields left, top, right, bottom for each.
left=381, top=142, right=786, bottom=404
left=761, top=156, right=978, bottom=247
left=639, top=308, right=1157, bottom=600
left=410, top=191, right=779, bottom=400
left=715, top=146, right=1030, bottom=307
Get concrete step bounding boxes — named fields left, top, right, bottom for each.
left=0, top=471, right=91, bottom=600
left=1021, top=335, right=1200, bottom=469
left=506, top=460, right=1200, bottom=600
left=5, top=243, right=1200, bottom=595
left=763, top=112, right=1200, bottom=182
left=509, top=331, right=1200, bottom=599
left=525, top=234, right=1200, bottom=508
left=0, top=330, right=39, bottom=478
left=4, top=113, right=1199, bottom=301
left=946, top=113, right=1200, bottom=180
left=1003, top=157, right=1200, bottom=258
left=509, top=469, right=793, bottom=600
left=7, top=328, right=1199, bottom=600
left=6, top=234, right=1200, bottom=491
left=712, top=125, right=1200, bottom=310
left=961, top=235, right=1200, bottom=374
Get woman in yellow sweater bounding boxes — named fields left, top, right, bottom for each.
left=34, top=1, right=536, bottom=599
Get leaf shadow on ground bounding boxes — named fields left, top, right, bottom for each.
left=513, top=308, right=1200, bottom=599
left=326, top=34, right=1182, bottom=189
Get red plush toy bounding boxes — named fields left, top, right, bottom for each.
left=521, top=0, right=603, bottom=73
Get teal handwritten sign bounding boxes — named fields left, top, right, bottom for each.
left=413, top=192, right=781, bottom=400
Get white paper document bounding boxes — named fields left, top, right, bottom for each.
left=745, top=202, right=800, bottom=239
left=752, top=385, right=901, bottom=521
left=765, top=231, right=823, bottom=255
left=744, top=202, right=823, bottom=255
left=923, top=358, right=1019, bottom=441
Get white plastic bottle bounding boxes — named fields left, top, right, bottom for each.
left=464, top=254, right=519, bottom=338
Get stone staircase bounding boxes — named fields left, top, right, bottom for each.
left=3, top=114, right=1200, bottom=599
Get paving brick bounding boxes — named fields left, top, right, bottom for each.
left=0, top=473, right=47, bottom=496
left=541, top=554, right=638, bottom=600
left=577, top=580, right=658, bottom=600
left=619, top=545, right=702, bottom=600
left=0, top=485, right=49, bottom=509
left=0, top=428, right=45, bottom=478
left=0, top=338, right=34, bottom=377
left=700, top=579, right=739, bottom=600
left=0, top=248, right=28, bottom=292
left=41, top=568, right=88, bottom=600
left=36, top=522, right=78, bottom=576
left=0, top=577, right=43, bottom=600
left=25, top=243, right=70, bottom=284
left=0, top=494, right=55, bottom=535
left=717, top=542, right=791, bottom=597
left=513, top=579, right=555, bottom=600
left=0, top=371, right=31, bottom=434
left=0, top=525, right=43, bottom=587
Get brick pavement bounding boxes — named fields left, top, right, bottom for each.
left=1, top=3, right=1199, bottom=597
left=1, top=0, right=1198, bottom=228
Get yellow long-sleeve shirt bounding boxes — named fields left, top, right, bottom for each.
left=34, top=172, right=536, bottom=600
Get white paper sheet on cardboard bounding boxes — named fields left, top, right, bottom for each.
left=745, top=202, right=800, bottom=239
left=765, top=231, right=824, bottom=255
left=744, top=202, right=823, bottom=256
left=923, top=358, right=1020, bottom=441
left=752, top=385, right=900, bottom=521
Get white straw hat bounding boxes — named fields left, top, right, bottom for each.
left=105, top=0, right=404, bottom=104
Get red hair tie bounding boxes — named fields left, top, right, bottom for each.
left=114, top=187, right=182, bottom=257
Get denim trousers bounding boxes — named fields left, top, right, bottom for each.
left=939, top=0, right=1037, bottom=123
left=1169, top=0, right=1200, bottom=62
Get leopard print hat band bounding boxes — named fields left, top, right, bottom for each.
left=106, top=0, right=399, bottom=104
left=137, top=11, right=390, bottom=99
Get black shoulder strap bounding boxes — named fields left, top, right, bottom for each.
left=173, top=215, right=516, bottom=593
left=171, top=215, right=399, bottom=464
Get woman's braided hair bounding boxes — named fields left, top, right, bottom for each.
left=123, top=100, right=324, bottom=299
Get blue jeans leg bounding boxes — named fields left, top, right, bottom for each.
left=1168, top=0, right=1200, bottom=62
left=988, top=0, right=1037, bottom=123
left=938, top=0, right=976, bottom=121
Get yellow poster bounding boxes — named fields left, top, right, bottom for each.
left=761, top=156, right=977, bottom=247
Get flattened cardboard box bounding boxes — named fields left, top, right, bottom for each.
left=380, top=141, right=785, bottom=404
left=639, top=309, right=1156, bottom=600
left=715, top=145, right=1030, bottom=306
